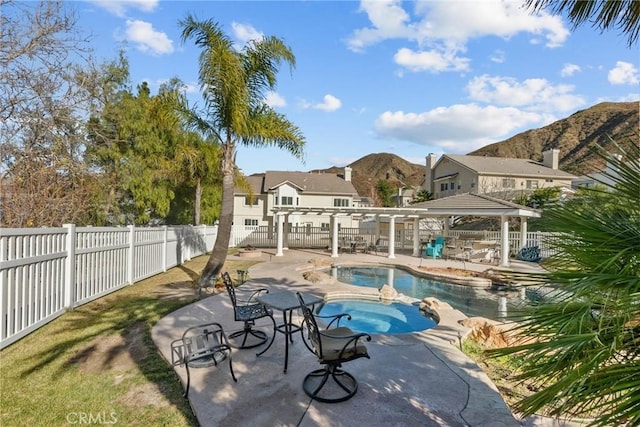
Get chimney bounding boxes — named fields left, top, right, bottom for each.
left=542, top=149, right=560, bottom=170
left=423, top=153, right=437, bottom=193
left=344, top=166, right=352, bottom=182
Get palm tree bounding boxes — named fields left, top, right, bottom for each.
left=490, top=141, right=640, bottom=426
left=179, top=15, right=305, bottom=287
left=524, top=0, right=640, bottom=46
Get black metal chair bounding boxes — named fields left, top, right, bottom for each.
left=222, top=271, right=275, bottom=349
left=297, top=292, right=371, bottom=403
left=170, top=322, right=237, bottom=397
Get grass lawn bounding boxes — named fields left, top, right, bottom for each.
left=0, top=251, right=259, bottom=427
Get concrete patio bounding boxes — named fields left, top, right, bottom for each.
left=151, top=249, right=573, bottom=427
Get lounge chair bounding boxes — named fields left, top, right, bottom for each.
left=425, top=236, right=445, bottom=259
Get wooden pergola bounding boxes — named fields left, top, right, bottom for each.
left=271, top=193, right=541, bottom=267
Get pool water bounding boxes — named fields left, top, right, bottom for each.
left=333, top=266, right=538, bottom=320
left=316, top=299, right=437, bottom=334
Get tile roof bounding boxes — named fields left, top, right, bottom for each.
left=239, top=171, right=359, bottom=195
left=443, top=154, right=576, bottom=178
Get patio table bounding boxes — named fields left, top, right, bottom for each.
left=256, top=291, right=323, bottom=373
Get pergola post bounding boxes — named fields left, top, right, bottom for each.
left=519, top=216, right=528, bottom=249
left=283, top=213, right=290, bottom=250
left=500, top=215, right=510, bottom=267
left=412, top=218, right=420, bottom=257
left=387, top=216, right=396, bottom=259
left=330, top=214, right=339, bottom=258
left=275, top=213, right=284, bottom=257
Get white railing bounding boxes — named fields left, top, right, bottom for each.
left=1, top=224, right=217, bottom=349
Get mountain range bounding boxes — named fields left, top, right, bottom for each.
left=312, top=101, right=638, bottom=199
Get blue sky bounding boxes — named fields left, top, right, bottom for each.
left=76, top=0, right=639, bottom=175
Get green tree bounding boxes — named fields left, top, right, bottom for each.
left=179, top=15, right=306, bottom=286
left=412, top=189, right=433, bottom=204
left=527, top=186, right=561, bottom=209
left=88, top=77, right=181, bottom=225
left=491, top=144, right=640, bottom=426
left=524, top=0, right=640, bottom=47
left=376, top=180, right=395, bottom=207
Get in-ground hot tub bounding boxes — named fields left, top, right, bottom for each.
left=316, top=297, right=437, bottom=335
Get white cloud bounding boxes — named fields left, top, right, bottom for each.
left=327, top=156, right=357, bottom=167
left=560, top=63, right=581, bottom=77
left=608, top=61, right=640, bottom=85
left=467, top=74, right=586, bottom=112
left=348, top=0, right=569, bottom=50
left=302, top=94, right=342, bottom=112
left=374, top=104, right=543, bottom=152
left=264, top=91, right=286, bottom=108
left=394, top=47, right=469, bottom=73
left=91, top=0, right=158, bottom=17
left=490, top=50, right=506, bottom=64
left=346, top=0, right=414, bottom=53
left=231, top=22, right=264, bottom=45
left=347, top=0, right=569, bottom=75
left=125, top=20, right=174, bottom=55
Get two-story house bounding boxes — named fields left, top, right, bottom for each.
left=234, top=167, right=360, bottom=230
left=422, top=149, right=577, bottom=199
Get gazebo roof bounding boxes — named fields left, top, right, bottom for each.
left=411, top=193, right=541, bottom=218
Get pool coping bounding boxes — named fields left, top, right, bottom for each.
left=152, top=249, right=573, bottom=427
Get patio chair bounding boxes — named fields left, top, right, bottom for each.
left=368, top=238, right=387, bottom=255
left=170, top=321, right=237, bottom=397
left=297, top=292, right=371, bottom=403
left=222, top=271, right=276, bottom=349
left=425, top=236, right=445, bottom=259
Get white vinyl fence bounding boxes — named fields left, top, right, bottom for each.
left=0, top=224, right=217, bottom=349
left=1, top=223, right=558, bottom=349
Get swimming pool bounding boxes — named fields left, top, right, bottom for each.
left=332, top=266, right=538, bottom=320
left=316, top=299, right=437, bottom=334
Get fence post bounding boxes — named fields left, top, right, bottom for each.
left=162, top=226, right=168, bottom=272
left=128, top=225, right=135, bottom=284
left=63, top=224, right=76, bottom=310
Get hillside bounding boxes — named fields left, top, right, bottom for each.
left=469, top=101, right=639, bottom=175
left=310, top=153, right=425, bottom=202
left=311, top=101, right=638, bottom=201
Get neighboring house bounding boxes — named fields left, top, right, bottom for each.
left=234, top=167, right=360, bottom=229
left=572, top=153, right=623, bottom=189
left=422, top=149, right=577, bottom=200
left=391, top=187, right=417, bottom=207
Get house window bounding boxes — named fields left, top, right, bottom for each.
left=471, top=182, right=475, bottom=188
left=281, top=196, right=293, bottom=205
left=333, top=198, right=349, bottom=207
left=526, top=180, right=539, bottom=189
left=440, top=183, right=447, bottom=191
left=244, top=219, right=258, bottom=226
left=545, top=179, right=554, bottom=183
left=502, top=179, right=515, bottom=188
left=321, top=223, right=330, bottom=231
left=450, top=181, right=455, bottom=190
left=244, top=196, right=258, bottom=205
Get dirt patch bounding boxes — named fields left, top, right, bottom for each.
left=419, top=266, right=482, bottom=277
left=418, top=266, right=516, bottom=286
left=68, top=323, right=148, bottom=374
